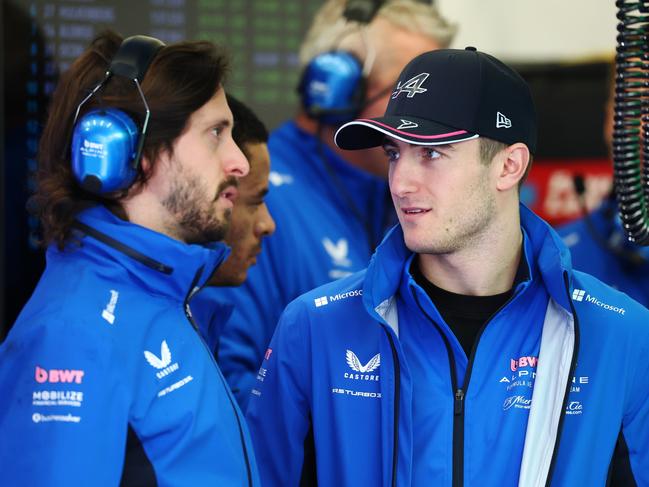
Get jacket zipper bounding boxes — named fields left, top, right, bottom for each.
left=184, top=269, right=253, bottom=487
left=382, top=328, right=401, bottom=487
left=543, top=273, right=580, bottom=487
left=412, top=286, right=519, bottom=487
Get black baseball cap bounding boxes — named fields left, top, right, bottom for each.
left=334, top=47, right=537, bottom=154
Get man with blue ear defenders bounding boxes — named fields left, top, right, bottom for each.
left=0, top=31, right=260, bottom=486
left=214, top=0, right=457, bottom=412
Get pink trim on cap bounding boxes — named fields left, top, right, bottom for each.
left=356, top=119, right=468, bottom=139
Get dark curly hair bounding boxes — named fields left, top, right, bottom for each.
left=32, top=30, right=230, bottom=248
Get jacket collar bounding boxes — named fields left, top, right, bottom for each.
left=363, top=204, right=574, bottom=318
left=57, top=205, right=230, bottom=302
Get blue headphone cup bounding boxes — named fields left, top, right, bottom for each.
left=299, top=51, right=365, bottom=125
left=71, top=108, right=140, bottom=194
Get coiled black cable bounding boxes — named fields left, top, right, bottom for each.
left=614, top=0, right=649, bottom=245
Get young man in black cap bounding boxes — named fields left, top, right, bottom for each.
left=245, top=48, right=649, bottom=486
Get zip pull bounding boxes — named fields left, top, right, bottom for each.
left=184, top=303, right=198, bottom=331
left=454, top=389, right=465, bottom=415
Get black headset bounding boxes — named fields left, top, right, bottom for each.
left=297, top=0, right=385, bottom=126
left=70, top=35, right=165, bottom=194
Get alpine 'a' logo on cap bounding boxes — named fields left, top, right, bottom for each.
left=392, top=73, right=429, bottom=99
left=397, top=119, right=419, bottom=130
left=496, top=111, right=512, bottom=128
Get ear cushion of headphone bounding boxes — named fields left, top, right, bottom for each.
left=71, top=108, right=140, bottom=194
left=298, top=51, right=366, bottom=125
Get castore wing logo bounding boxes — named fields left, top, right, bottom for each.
left=144, top=340, right=172, bottom=369
left=323, top=238, right=352, bottom=267
left=346, top=350, right=381, bottom=373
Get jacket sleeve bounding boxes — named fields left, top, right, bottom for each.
left=245, top=299, right=312, bottom=487
left=623, top=321, right=649, bottom=485
left=0, top=319, right=129, bottom=486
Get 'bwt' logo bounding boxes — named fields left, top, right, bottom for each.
left=510, top=356, right=538, bottom=372
left=35, top=366, right=84, bottom=384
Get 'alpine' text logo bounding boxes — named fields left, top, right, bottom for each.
left=572, top=288, right=625, bottom=314
left=144, top=340, right=180, bottom=379
left=392, top=73, right=429, bottom=99
left=496, top=111, right=512, bottom=128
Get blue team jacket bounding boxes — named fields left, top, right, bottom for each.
left=209, top=121, right=393, bottom=408
left=246, top=205, right=649, bottom=486
left=0, top=205, right=259, bottom=486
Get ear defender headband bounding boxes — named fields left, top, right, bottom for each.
left=70, top=35, right=165, bottom=194
left=298, top=0, right=383, bottom=126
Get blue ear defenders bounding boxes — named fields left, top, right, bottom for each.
left=71, top=35, right=165, bottom=194
left=298, top=51, right=366, bottom=126
left=298, top=0, right=384, bottom=126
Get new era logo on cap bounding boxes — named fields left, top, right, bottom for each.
left=334, top=47, right=537, bottom=153
left=496, top=112, right=512, bottom=129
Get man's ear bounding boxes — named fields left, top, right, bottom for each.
left=496, top=143, right=530, bottom=192
left=139, top=155, right=154, bottom=177
left=124, top=155, right=155, bottom=197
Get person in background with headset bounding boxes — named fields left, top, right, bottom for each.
left=0, top=31, right=260, bottom=486
left=191, top=94, right=276, bottom=355
left=556, top=61, right=649, bottom=487
left=216, top=0, right=457, bottom=410
left=558, top=67, right=649, bottom=308
left=246, top=48, right=649, bottom=486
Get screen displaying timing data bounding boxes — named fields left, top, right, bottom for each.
left=8, top=0, right=322, bottom=127
left=2, top=0, right=322, bottom=332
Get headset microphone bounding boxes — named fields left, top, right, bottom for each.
left=70, top=35, right=165, bottom=194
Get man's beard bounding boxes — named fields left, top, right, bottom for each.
left=162, top=171, right=237, bottom=244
